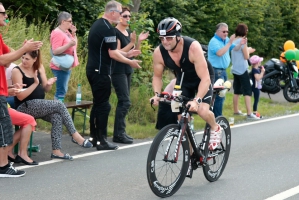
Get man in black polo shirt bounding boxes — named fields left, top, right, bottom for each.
left=86, top=0, right=141, bottom=151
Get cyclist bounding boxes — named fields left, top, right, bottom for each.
left=150, top=17, right=221, bottom=150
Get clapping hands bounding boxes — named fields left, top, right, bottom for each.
left=47, top=77, right=57, bottom=86
left=138, top=31, right=149, bottom=42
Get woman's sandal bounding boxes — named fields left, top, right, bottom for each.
left=51, top=153, right=73, bottom=161
left=71, top=138, right=93, bottom=148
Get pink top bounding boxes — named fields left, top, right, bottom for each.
left=50, top=29, right=79, bottom=70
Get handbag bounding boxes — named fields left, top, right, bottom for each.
left=50, top=49, right=74, bottom=71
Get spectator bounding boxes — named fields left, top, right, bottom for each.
left=86, top=0, right=141, bottom=150
left=5, top=63, right=17, bottom=108
left=11, top=50, right=93, bottom=161
left=111, top=7, right=149, bottom=144
left=231, top=23, right=259, bottom=119
left=208, top=23, right=236, bottom=117
left=249, top=55, right=265, bottom=118
left=50, top=11, right=78, bottom=100
left=0, top=2, right=43, bottom=178
left=6, top=65, right=38, bottom=165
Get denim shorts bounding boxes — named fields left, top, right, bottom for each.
left=0, top=96, right=13, bottom=147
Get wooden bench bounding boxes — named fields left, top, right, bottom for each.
left=64, top=100, right=93, bottom=134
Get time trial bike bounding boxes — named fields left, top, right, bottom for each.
left=146, top=86, right=231, bottom=198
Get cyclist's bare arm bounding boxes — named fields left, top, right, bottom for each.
left=187, top=41, right=211, bottom=111
left=151, top=47, right=165, bottom=105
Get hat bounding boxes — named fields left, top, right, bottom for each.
left=250, top=55, right=263, bottom=65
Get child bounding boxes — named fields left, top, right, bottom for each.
left=249, top=55, right=265, bottom=118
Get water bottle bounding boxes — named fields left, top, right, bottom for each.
left=76, top=84, right=82, bottom=105
left=171, top=85, right=182, bottom=112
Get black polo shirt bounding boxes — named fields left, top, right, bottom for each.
left=86, top=18, right=117, bottom=75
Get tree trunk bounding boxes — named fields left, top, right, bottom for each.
left=129, top=0, right=141, bottom=12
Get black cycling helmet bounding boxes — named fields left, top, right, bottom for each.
left=157, top=17, right=182, bottom=36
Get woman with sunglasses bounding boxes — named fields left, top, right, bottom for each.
left=50, top=11, right=79, bottom=101
left=11, top=50, right=92, bottom=161
left=110, top=7, right=149, bottom=144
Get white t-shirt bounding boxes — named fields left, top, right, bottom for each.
left=5, top=63, right=17, bottom=85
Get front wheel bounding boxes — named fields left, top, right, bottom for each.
left=283, top=81, right=299, bottom=102
left=203, top=116, right=231, bottom=182
left=146, top=124, right=190, bottom=198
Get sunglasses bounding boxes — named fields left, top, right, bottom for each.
left=122, top=15, right=131, bottom=18
left=0, top=11, right=6, bottom=15
left=159, top=36, right=176, bottom=42
left=221, top=30, right=229, bottom=33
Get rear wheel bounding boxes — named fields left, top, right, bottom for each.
left=146, top=124, right=190, bottom=198
left=283, top=81, right=299, bottom=102
left=203, top=116, right=231, bottom=182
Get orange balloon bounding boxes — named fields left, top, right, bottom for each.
left=280, top=52, right=286, bottom=63
left=284, top=40, right=295, bottom=51
left=296, top=61, right=299, bottom=69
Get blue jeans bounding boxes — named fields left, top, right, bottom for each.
left=213, top=68, right=227, bottom=118
left=51, top=69, right=71, bottom=99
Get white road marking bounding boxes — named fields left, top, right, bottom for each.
left=15, top=113, right=299, bottom=199
left=264, top=185, right=299, bottom=200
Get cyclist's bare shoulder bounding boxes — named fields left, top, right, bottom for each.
left=189, top=40, right=204, bottom=55
left=153, top=46, right=164, bottom=66
left=189, top=41, right=206, bottom=66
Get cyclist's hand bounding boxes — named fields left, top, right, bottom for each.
left=187, top=100, right=199, bottom=113
left=150, top=96, right=160, bottom=106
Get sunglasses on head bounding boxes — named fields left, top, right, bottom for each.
left=122, top=15, right=131, bottom=18
left=159, top=35, right=176, bottom=42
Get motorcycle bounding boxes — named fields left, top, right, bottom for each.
left=261, top=56, right=299, bottom=102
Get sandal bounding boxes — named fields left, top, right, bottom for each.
left=71, top=138, right=93, bottom=148
left=51, top=153, right=73, bottom=161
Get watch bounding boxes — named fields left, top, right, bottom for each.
left=195, top=97, right=202, bottom=105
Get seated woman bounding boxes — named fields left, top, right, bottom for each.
left=11, top=50, right=92, bottom=161
left=6, top=83, right=37, bottom=165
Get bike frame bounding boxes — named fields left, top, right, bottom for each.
left=169, top=89, right=219, bottom=165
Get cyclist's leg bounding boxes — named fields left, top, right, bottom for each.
left=196, top=83, right=219, bottom=131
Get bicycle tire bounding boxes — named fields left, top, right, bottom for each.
left=146, top=124, right=190, bottom=198
left=202, top=116, right=231, bottom=182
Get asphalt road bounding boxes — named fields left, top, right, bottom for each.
left=1, top=114, right=299, bottom=200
